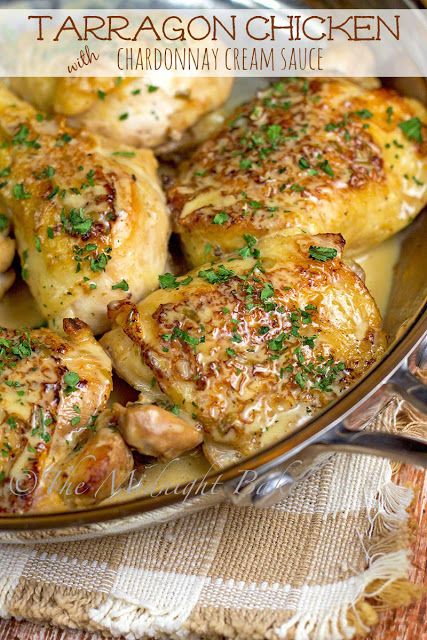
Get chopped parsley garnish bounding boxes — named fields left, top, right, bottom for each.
left=73, top=244, right=112, bottom=273
left=147, top=85, right=159, bottom=93
left=354, top=109, right=373, bottom=119
left=56, top=133, right=72, bottom=146
left=6, top=416, right=16, bottom=429
left=303, top=335, right=317, bottom=348
left=112, top=279, right=129, bottom=291
left=260, top=282, right=274, bottom=301
left=268, top=333, right=287, bottom=352
left=239, top=158, right=252, bottom=170
left=118, top=112, right=129, bottom=121
left=14, top=338, right=31, bottom=358
left=37, top=165, right=55, bottom=179
left=159, top=273, right=193, bottom=289
left=309, top=245, right=338, bottom=262
left=238, top=234, right=260, bottom=259
left=13, top=124, right=28, bottom=143
left=386, top=106, right=394, bottom=124
left=318, top=159, right=334, bottom=178
left=290, top=183, right=304, bottom=192
left=162, top=326, right=200, bottom=348
left=12, top=124, right=40, bottom=149
left=398, top=117, right=423, bottom=143
left=61, top=208, right=92, bottom=236
left=313, top=359, right=346, bottom=392
left=198, top=264, right=235, bottom=285
left=0, top=166, right=10, bottom=178
left=300, top=309, right=313, bottom=324
left=295, top=372, right=306, bottom=389
left=13, top=183, right=31, bottom=200
left=85, top=169, right=95, bottom=187
left=97, top=90, right=106, bottom=100
left=30, top=408, right=52, bottom=443
left=266, top=124, right=283, bottom=145
left=0, top=331, right=33, bottom=371
left=63, top=371, right=80, bottom=394
left=90, top=252, right=110, bottom=272
left=46, top=185, right=59, bottom=199
left=0, top=214, right=8, bottom=231
left=212, top=211, right=229, bottom=225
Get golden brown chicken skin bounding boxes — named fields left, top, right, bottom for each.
left=0, top=83, right=169, bottom=334
left=102, top=233, right=386, bottom=462
left=0, top=319, right=133, bottom=513
left=8, top=77, right=234, bottom=152
left=168, top=78, right=427, bottom=266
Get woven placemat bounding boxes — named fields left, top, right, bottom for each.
left=0, top=398, right=425, bottom=640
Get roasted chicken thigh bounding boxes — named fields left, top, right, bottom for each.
left=8, top=77, right=234, bottom=152
left=102, top=233, right=386, bottom=464
left=0, top=319, right=133, bottom=513
left=0, top=83, right=169, bottom=334
left=168, top=78, right=427, bottom=266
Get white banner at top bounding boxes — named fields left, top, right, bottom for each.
left=0, top=9, right=426, bottom=77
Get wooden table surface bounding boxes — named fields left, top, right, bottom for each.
left=0, top=465, right=425, bottom=640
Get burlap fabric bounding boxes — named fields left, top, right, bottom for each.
left=0, top=399, right=424, bottom=640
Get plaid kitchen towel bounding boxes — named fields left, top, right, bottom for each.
left=0, top=398, right=424, bottom=640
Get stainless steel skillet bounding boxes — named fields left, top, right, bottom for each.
left=0, top=0, right=425, bottom=542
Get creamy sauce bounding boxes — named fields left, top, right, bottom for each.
left=0, top=234, right=403, bottom=502
left=357, top=234, right=401, bottom=317
left=0, top=280, right=45, bottom=329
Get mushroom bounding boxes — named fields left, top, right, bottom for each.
left=114, top=402, right=203, bottom=461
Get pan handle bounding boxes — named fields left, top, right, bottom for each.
left=320, top=426, right=427, bottom=469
